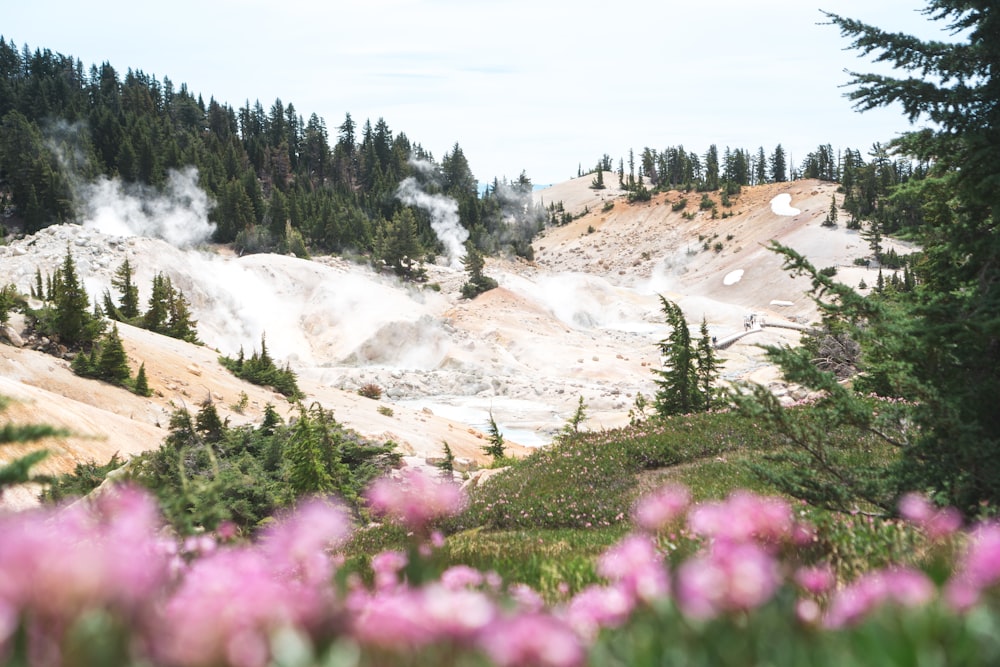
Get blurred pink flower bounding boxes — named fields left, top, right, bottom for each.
left=261, top=497, right=352, bottom=586
left=350, top=588, right=431, bottom=650
left=565, top=584, right=634, bottom=638
left=479, top=613, right=585, bottom=667
left=945, top=522, right=1000, bottom=609
left=440, top=564, right=485, bottom=590
left=597, top=534, right=670, bottom=602
left=366, top=469, right=467, bottom=532
left=688, top=491, right=794, bottom=545
left=351, top=584, right=495, bottom=650
left=507, top=583, right=545, bottom=613
left=633, top=483, right=691, bottom=533
left=899, top=493, right=962, bottom=539
left=0, top=486, right=170, bottom=622
left=371, top=550, right=408, bottom=590
left=794, top=564, right=835, bottom=595
left=824, top=567, right=935, bottom=628
left=156, top=546, right=329, bottom=667
left=676, top=541, right=780, bottom=619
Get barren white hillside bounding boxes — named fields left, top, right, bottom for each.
left=0, top=177, right=914, bottom=508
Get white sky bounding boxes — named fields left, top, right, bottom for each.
left=5, top=1, right=943, bottom=186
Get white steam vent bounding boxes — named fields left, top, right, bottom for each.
left=80, top=167, right=215, bottom=248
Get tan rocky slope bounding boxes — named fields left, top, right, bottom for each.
left=0, top=176, right=912, bottom=509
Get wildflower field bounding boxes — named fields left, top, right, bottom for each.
left=4, top=408, right=1000, bottom=667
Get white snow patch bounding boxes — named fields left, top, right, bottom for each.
left=723, top=269, right=744, bottom=286
left=770, top=193, right=800, bottom=216
left=770, top=300, right=794, bottom=307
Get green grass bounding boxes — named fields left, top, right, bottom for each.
left=341, top=406, right=925, bottom=590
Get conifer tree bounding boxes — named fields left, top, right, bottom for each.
left=283, top=406, right=333, bottom=495
left=590, top=165, right=605, bottom=190
left=770, top=144, right=787, bottom=183
left=51, top=247, right=103, bottom=348
left=695, top=318, right=720, bottom=411
left=143, top=273, right=171, bottom=333
left=483, top=410, right=506, bottom=461
left=437, top=442, right=456, bottom=477
left=195, top=402, right=225, bottom=443
left=653, top=297, right=697, bottom=417
left=111, top=258, right=140, bottom=320
left=97, top=323, right=131, bottom=384
left=133, top=362, right=152, bottom=397
left=460, top=241, right=498, bottom=299
left=743, top=0, right=1000, bottom=515
left=167, top=286, right=199, bottom=343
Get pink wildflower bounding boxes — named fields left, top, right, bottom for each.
left=0, top=486, right=170, bottom=622
left=565, top=584, right=634, bottom=638
left=945, top=522, right=1000, bottom=609
left=350, top=588, right=432, bottom=650
left=371, top=550, right=408, bottom=590
left=596, top=534, right=670, bottom=602
left=633, top=483, right=691, bottom=533
left=261, top=497, right=352, bottom=586
left=507, top=583, right=545, bottom=613
left=676, top=541, right=780, bottom=619
left=440, top=564, right=485, bottom=590
left=824, top=567, right=935, bottom=628
left=479, top=613, right=585, bottom=667
left=351, top=584, right=496, bottom=649
left=899, top=493, right=962, bottom=539
left=794, top=564, right=835, bottom=595
left=366, top=469, right=467, bottom=532
left=688, top=491, right=794, bottom=545
left=155, top=547, right=327, bottom=667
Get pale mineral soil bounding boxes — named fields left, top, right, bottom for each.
left=0, top=176, right=915, bottom=509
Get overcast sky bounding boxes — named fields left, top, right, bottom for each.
left=6, top=1, right=943, bottom=186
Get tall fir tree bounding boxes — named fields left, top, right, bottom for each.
left=111, top=258, right=141, bottom=320
left=653, top=297, right=698, bottom=417
left=96, top=323, right=131, bottom=383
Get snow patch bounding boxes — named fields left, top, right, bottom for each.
left=770, top=300, right=794, bottom=307
left=770, top=193, right=800, bottom=216
left=723, top=269, right=744, bottom=286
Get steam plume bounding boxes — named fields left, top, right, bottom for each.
left=80, top=167, right=216, bottom=248
left=396, top=176, right=468, bottom=268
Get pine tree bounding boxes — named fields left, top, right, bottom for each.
left=51, top=247, right=103, bottom=348
left=195, top=402, right=225, bottom=443
left=483, top=409, right=506, bottom=461
left=460, top=241, right=498, bottom=299
left=111, top=258, right=140, bottom=320
left=133, top=362, right=152, bottom=396
left=653, top=296, right=697, bottom=417
left=97, top=323, right=131, bottom=384
left=1, top=394, right=66, bottom=492
left=167, top=286, right=199, bottom=343
left=770, top=144, right=787, bottom=183
left=823, top=193, right=839, bottom=227
left=143, top=273, right=171, bottom=333
left=590, top=165, right=605, bottom=190
left=437, top=442, right=456, bottom=477
left=694, top=318, right=720, bottom=411
left=283, top=406, right=334, bottom=495
left=748, top=1, right=1000, bottom=514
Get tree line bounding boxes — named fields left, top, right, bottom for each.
left=0, top=37, right=544, bottom=271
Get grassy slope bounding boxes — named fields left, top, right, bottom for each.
left=346, top=407, right=925, bottom=597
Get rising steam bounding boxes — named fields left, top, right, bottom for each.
left=80, top=167, right=216, bottom=248
left=396, top=171, right=468, bottom=268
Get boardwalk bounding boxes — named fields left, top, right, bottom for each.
left=713, top=314, right=815, bottom=350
